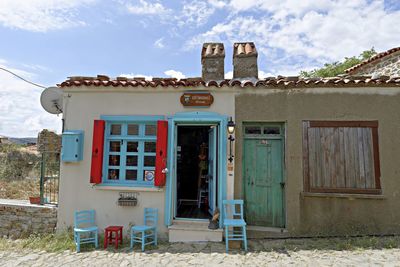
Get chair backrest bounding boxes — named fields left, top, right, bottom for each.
left=223, top=199, right=244, bottom=220
left=144, top=208, right=158, bottom=227
left=74, top=209, right=95, bottom=228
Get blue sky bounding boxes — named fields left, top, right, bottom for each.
left=0, top=0, right=399, bottom=137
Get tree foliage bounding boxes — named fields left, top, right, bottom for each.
left=300, top=48, right=377, bottom=78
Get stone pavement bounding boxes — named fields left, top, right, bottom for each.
left=1, top=240, right=400, bottom=266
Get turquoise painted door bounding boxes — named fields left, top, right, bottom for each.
left=208, top=126, right=217, bottom=214
left=243, top=127, right=285, bottom=227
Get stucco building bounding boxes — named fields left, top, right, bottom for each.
left=54, top=43, right=400, bottom=242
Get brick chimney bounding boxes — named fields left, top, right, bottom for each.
left=201, top=43, right=225, bottom=81
left=233, top=42, right=258, bottom=79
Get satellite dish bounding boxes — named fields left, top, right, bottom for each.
left=40, top=87, right=63, bottom=114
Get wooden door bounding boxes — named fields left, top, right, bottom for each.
left=243, top=125, right=285, bottom=227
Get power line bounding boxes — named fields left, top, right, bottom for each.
left=0, top=67, right=46, bottom=89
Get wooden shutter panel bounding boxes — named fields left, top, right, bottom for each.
left=155, top=120, right=168, bottom=187
left=90, top=120, right=105, bottom=184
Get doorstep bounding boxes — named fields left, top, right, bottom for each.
left=168, top=220, right=223, bottom=242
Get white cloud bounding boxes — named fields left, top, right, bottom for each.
left=0, top=0, right=95, bottom=32
left=119, top=73, right=153, bottom=80
left=224, top=71, right=233, bottom=79
left=0, top=60, right=61, bottom=137
left=176, top=1, right=215, bottom=27
left=164, top=70, right=185, bottom=79
left=154, top=37, right=165, bottom=48
left=188, top=0, right=400, bottom=74
left=123, top=0, right=215, bottom=28
left=126, top=0, right=170, bottom=15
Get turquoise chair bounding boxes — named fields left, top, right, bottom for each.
left=130, top=208, right=158, bottom=251
left=74, top=210, right=98, bottom=252
left=223, top=200, right=248, bottom=252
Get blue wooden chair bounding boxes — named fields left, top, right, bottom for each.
left=223, top=199, right=248, bottom=252
left=74, top=210, right=98, bottom=252
left=130, top=208, right=158, bottom=251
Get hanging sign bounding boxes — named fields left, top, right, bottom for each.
left=180, top=92, right=214, bottom=107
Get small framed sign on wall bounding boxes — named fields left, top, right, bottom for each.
left=180, top=92, right=214, bottom=107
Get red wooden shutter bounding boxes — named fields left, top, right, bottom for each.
left=155, top=120, right=168, bottom=186
left=90, top=120, right=105, bottom=184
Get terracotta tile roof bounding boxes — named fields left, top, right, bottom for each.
left=202, top=43, right=225, bottom=58
left=345, top=47, right=400, bottom=74
left=233, top=42, right=257, bottom=57
left=58, top=75, right=400, bottom=89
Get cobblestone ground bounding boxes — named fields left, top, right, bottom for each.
left=1, top=240, right=400, bottom=267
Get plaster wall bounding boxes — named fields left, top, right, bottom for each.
left=57, top=87, right=235, bottom=238
left=235, top=87, right=400, bottom=236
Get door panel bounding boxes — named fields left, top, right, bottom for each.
left=208, top=127, right=217, bottom=215
left=244, top=138, right=284, bottom=227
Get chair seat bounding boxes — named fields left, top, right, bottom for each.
left=131, top=225, right=155, bottom=232
left=223, top=219, right=246, bottom=227
left=74, top=226, right=98, bottom=233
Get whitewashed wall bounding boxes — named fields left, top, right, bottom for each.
left=57, top=86, right=236, bottom=237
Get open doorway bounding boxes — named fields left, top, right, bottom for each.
left=176, top=125, right=218, bottom=220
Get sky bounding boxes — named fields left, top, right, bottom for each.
left=0, top=0, right=400, bottom=137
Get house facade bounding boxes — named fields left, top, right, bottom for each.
left=54, top=43, right=400, bottom=241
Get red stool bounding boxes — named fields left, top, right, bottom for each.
left=104, top=226, right=123, bottom=249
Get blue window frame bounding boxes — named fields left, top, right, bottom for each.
left=101, top=115, right=163, bottom=187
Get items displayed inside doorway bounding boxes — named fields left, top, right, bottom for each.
left=176, top=125, right=216, bottom=219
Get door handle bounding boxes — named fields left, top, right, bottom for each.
left=280, top=182, right=285, bottom=188
left=162, top=168, right=168, bottom=174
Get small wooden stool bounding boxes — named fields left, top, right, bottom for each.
left=104, top=226, right=123, bottom=249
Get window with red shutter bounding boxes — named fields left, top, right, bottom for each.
left=90, top=120, right=105, bottom=184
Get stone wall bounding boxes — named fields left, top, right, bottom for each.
left=350, top=51, right=400, bottom=77
left=0, top=199, right=57, bottom=238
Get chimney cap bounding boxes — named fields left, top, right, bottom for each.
left=233, top=42, right=257, bottom=58
left=202, top=43, right=225, bottom=58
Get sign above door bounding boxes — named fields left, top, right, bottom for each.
left=180, top=92, right=214, bottom=107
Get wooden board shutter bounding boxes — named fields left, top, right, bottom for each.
left=155, top=120, right=168, bottom=187
left=90, top=120, right=105, bottom=184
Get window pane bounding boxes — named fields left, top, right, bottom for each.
left=126, top=170, right=137, bottom=181
left=108, top=155, right=120, bottom=166
left=126, top=156, right=138, bottom=166
left=245, top=126, right=261, bottom=134
left=145, top=124, right=157, bottom=136
left=145, top=142, right=156, bottom=153
left=264, top=127, right=280, bottom=135
left=108, top=169, right=119, bottom=180
left=127, top=141, right=138, bottom=152
left=110, top=141, right=121, bottom=152
left=144, top=156, right=155, bottom=167
left=127, top=124, right=139, bottom=135
left=144, top=170, right=155, bottom=182
left=110, top=124, right=121, bottom=135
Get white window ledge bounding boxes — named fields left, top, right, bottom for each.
left=93, top=185, right=164, bottom=192
left=301, top=192, right=385, bottom=200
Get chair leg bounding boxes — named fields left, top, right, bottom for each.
left=76, top=233, right=81, bottom=253
left=104, top=230, right=108, bottom=249
left=141, top=231, right=145, bottom=252
left=225, top=227, right=229, bottom=253
left=95, top=231, right=99, bottom=248
left=130, top=231, right=134, bottom=249
left=154, top=229, right=158, bottom=246
left=243, top=226, right=247, bottom=251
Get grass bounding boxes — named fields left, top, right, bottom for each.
left=0, top=178, right=40, bottom=200
left=1, top=233, right=400, bottom=254
left=0, top=232, right=75, bottom=253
